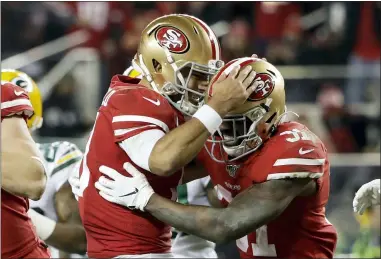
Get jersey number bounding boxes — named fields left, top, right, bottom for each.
left=215, top=184, right=277, bottom=257
left=280, top=128, right=316, bottom=143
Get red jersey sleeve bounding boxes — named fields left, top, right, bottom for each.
left=265, top=142, right=327, bottom=181
left=1, top=82, right=33, bottom=121
left=105, top=87, right=177, bottom=143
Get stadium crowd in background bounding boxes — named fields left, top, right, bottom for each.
left=1, top=2, right=380, bottom=257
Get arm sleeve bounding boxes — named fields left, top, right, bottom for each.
left=107, top=89, right=173, bottom=143
left=266, top=144, right=327, bottom=181
left=1, top=82, right=33, bottom=121
left=200, top=176, right=212, bottom=189
left=119, top=129, right=165, bottom=172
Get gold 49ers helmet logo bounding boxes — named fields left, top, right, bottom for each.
left=249, top=73, right=275, bottom=101
left=155, top=26, right=190, bottom=54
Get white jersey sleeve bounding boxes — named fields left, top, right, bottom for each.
left=39, top=141, right=83, bottom=191
left=172, top=176, right=217, bottom=258
left=200, top=176, right=211, bottom=189
left=119, top=129, right=165, bottom=172
left=30, top=141, right=83, bottom=220
left=177, top=176, right=212, bottom=207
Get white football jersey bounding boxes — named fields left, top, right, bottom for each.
left=172, top=176, right=217, bottom=258
left=177, top=176, right=211, bottom=206
left=30, top=141, right=83, bottom=219
left=29, top=141, right=83, bottom=258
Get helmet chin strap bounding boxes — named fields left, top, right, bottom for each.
left=133, top=47, right=188, bottom=95
left=179, top=100, right=198, bottom=115
left=162, top=47, right=186, bottom=87
left=275, top=106, right=299, bottom=126
left=132, top=55, right=160, bottom=93
left=132, top=50, right=197, bottom=116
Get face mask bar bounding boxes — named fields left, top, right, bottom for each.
left=205, top=105, right=268, bottom=163
left=163, top=60, right=223, bottom=116
left=134, top=46, right=224, bottom=116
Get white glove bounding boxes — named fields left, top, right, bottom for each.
left=95, top=162, right=155, bottom=211
left=353, top=179, right=381, bottom=215
left=68, top=164, right=81, bottom=201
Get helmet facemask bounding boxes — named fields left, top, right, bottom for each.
left=134, top=50, right=223, bottom=116
left=206, top=99, right=274, bottom=163
left=165, top=58, right=224, bottom=116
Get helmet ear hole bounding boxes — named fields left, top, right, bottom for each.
left=152, top=59, right=162, bottom=73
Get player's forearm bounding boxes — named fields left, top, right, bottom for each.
left=1, top=152, right=46, bottom=200
left=50, top=192, right=87, bottom=254
left=217, top=179, right=315, bottom=242
left=29, top=208, right=86, bottom=254
left=146, top=180, right=306, bottom=244
left=46, top=223, right=87, bottom=254
left=217, top=192, right=294, bottom=242
left=145, top=193, right=288, bottom=244
left=145, top=193, right=228, bottom=243
left=149, top=102, right=227, bottom=176
left=149, top=118, right=211, bottom=176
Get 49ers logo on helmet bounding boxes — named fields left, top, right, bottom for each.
left=155, top=26, right=190, bottom=54
left=248, top=73, right=275, bottom=101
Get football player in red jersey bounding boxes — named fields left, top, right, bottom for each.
left=95, top=57, right=338, bottom=259
left=2, top=69, right=87, bottom=257
left=71, top=14, right=258, bottom=258
left=1, top=79, right=50, bottom=258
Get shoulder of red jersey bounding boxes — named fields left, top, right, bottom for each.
left=100, top=76, right=181, bottom=142
left=247, top=121, right=328, bottom=181
left=1, top=82, right=33, bottom=120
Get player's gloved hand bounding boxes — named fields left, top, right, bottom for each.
left=95, top=162, right=154, bottom=211
left=353, top=179, right=381, bottom=215
left=68, top=165, right=81, bottom=201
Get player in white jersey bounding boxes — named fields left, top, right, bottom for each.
left=29, top=141, right=86, bottom=258
left=172, top=176, right=218, bottom=258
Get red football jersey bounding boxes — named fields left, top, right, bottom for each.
left=79, top=75, right=184, bottom=257
left=1, top=83, right=44, bottom=258
left=1, top=82, right=33, bottom=120
left=198, top=121, right=337, bottom=259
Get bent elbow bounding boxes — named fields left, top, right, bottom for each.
left=200, top=217, right=233, bottom=244
left=149, top=163, right=175, bottom=177
left=213, top=226, right=234, bottom=244
left=75, top=240, right=87, bottom=255
left=212, top=214, right=239, bottom=244
left=73, top=226, right=87, bottom=254
left=208, top=227, right=232, bottom=244
left=79, top=243, right=87, bottom=255
left=148, top=154, right=177, bottom=177
left=27, top=159, right=47, bottom=200
left=28, top=180, right=46, bottom=200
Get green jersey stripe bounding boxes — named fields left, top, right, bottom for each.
left=51, top=156, right=82, bottom=176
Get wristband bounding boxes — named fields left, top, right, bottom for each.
left=139, top=183, right=155, bottom=212
left=193, top=105, right=222, bottom=134
left=28, top=209, right=56, bottom=240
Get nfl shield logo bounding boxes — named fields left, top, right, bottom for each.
left=226, top=164, right=240, bottom=178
